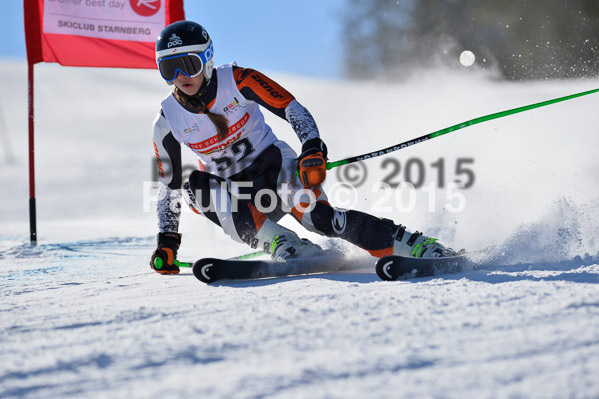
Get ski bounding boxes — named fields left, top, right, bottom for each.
left=192, top=251, right=355, bottom=283
left=375, top=254, right=474, bottom=281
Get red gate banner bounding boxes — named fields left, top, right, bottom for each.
left=24, top=0, right=185, bottom=68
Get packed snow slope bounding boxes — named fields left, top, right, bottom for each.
left=1, top=60, right=598, bottom=398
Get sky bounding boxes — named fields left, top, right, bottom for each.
left=1, top=1, right=346, bottom=78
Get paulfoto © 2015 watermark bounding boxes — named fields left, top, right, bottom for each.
left=145, top=157, right=476, bottom=215
left=334, top=157, right=475, bottom=189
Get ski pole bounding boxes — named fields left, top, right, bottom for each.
left=227, top=250, right=266, bottom=260
left=326, top=87, right=599, bottom=170
left=153, top=258, right=193, bottom=269
left=172, top=250, right=266, bottom=268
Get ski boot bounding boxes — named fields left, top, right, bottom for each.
left=392, top=225, right=457, bottom=258
left=254, top=219, right=322, bottom=261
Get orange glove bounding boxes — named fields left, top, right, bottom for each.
left=297, top=138, right=328, bottom=188
left=150, top=232, right=182, bottom=275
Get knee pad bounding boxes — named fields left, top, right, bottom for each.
left=307, top=202, right=397, bottom=241
left=305, top=202, right=338, bottom=237
left=185, top=170, right=225, bottom=211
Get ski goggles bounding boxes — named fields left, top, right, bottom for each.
left=158, top=44, right=213, bottom=81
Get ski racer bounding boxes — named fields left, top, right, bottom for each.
left=150, top=20, right=456, bottom=274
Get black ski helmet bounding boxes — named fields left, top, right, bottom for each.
left=155, top=20, right=214, bottom=81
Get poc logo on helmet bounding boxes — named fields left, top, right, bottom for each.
left=167, top=34, right=183, bottom=48
left=203, top=42, right=214, bottom=62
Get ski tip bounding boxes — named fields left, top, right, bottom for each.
left=375, top=256, right=401, bottom=281
left=375, top=255, right=420, bottom=281
left=192, top=258, right=219, bottom=284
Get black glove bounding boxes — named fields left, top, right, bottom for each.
left=297, top=138, right=328, bottom=188
left=150, top=232, right=182, bottom=274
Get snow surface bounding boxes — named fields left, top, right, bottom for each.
left=1, top=59, right=599, bottom=398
